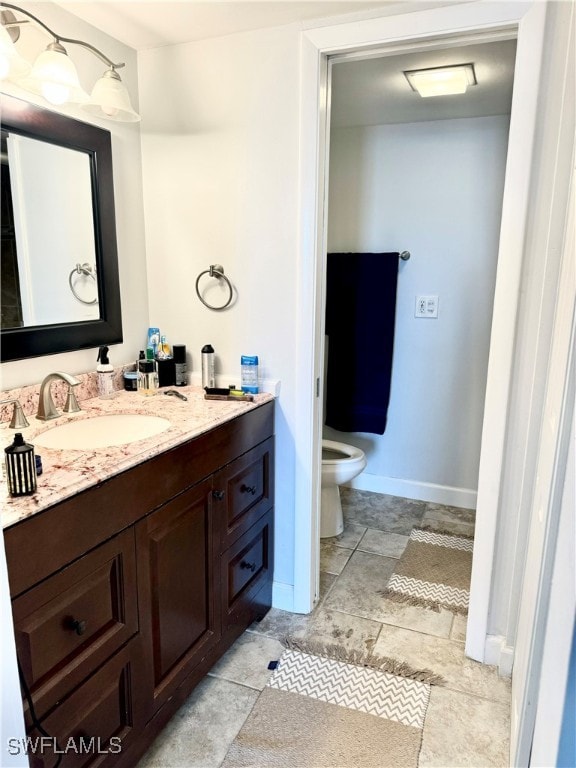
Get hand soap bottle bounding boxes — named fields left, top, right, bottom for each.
left=97, top=346, right=115, bottom=397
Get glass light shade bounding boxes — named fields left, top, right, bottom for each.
left=83, top=69, right=140, bottom=122
left=22, top=45, right=88, bottom=105
left=0, top=24, right=31, bottom=79
left=405, top=64, right=477, bottom=98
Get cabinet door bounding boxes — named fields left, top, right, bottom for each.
left=221, top=509, right=274, bottom=631
left=136, top=479, right=220, bottom=714
left=26, top=638, right=144, bottom=768
left=213, top=437, right=274, bottom=551
left=12, top=528, right=139, bottom=722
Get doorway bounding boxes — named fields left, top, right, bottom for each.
left=323, top=39, right=515, bottom=505
left=292, top=1, right=548, bottom=671
left=316, top=38, right=515, bottom=645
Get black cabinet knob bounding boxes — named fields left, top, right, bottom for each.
left=69, top=618, right=87, bottom=636
left=240, top=484, right=257, bottom=495
left=212, top=490, right=225, bottom=500
left=240, top=560, right=257, bottom=573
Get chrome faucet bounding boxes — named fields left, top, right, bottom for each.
left=0, top=398, right=30, bottom=429
left=36, top=372, right=82, bottom=421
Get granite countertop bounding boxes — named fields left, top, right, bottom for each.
left=0, top=387, right=274, bottom=530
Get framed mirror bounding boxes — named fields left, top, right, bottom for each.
left=0, top=93, right=123, bottom=362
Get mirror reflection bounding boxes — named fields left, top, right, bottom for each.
left=0, top=94, right=123, bottom=363
left=1, top=130, right=100, bottom=329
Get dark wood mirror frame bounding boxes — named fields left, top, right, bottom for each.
left=0, top=94, right=123, bottom=362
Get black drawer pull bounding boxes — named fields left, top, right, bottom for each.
left=212, top=490, right=225, bottom=500
left=240, top=484, right=257, bottom=495
left=69, top=618, right=87, bottom=636
left=240, top=560, right=257, bottom=573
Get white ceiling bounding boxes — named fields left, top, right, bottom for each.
left=54, top=2, right=517, bottom=126
left=331, top=40, right=517, bottom=126
left=55, top=1, right=397, bottom=50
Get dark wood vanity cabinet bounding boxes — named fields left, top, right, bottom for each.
left=4, top=401, right=274, bottom=768
left=136, top=477, right=220, bottom=717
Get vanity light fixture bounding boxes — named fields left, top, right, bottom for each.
left=404, top=63, right=477, bottom=98
left=0, top=2, right=140, bottom=121
left=0, top=11, right=28, bottom=79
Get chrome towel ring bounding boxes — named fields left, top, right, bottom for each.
left=68, top=263, right=98, bottom=305
left=195, top=264, right=234, bottom=311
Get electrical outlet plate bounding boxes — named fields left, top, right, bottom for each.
left=415, top=295, right=439, bottom=318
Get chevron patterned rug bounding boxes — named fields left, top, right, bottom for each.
left=221, top=646, right=432, bottom=767
left=380, top=527, right=474, bottom=615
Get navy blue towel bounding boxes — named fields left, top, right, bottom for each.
left=325, top=252, right=399, bottom=435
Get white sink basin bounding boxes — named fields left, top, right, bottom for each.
left=33, top=414, right=171, bottom=450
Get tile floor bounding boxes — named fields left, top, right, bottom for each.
left=138, top=489, right=511, bottom=768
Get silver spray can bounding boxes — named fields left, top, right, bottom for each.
left=201, top=344, right=215, bottom=389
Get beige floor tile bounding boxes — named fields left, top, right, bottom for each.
left=358, top=528, right=409, bottom=558
left=341, top=488, right=426, bottom=535
left=247, top=606, right=316, bottom=641
left=296, top=606, right=382, bottom=655
left=420, top=686, right=510, bottom=767
left=450, top=613, right=468, bottom=644
left=373, top=624, right=511, bottom=704
left=323, top=522, right=367, bottom=550
left=319, top=571, right=338, bottom=602
left=421, top=503, right=476, bottom=537
left=325, top=551, right=454, bottom=638
left=208, top=632, right=285, bottom=690
left=320, top=541, right=353, bottom=574
left=137, top=676, right=258, bottom=768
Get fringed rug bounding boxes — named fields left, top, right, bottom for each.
left=221, top=640, right=442, bottom=768
left=380, top=527, right=474, bottom=615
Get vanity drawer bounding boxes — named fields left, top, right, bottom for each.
left=13, top=528, right=138, bottom=720
left=27, top=638, right=145, bottom=768
left=214, top=437, right=274, bottom=550
left=221, top=509, right=273, bottom=628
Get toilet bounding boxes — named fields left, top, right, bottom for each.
left=321, top=439, right=367, bottom=538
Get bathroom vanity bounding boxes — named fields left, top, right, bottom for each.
left=2, top=393, right=274, bottom=767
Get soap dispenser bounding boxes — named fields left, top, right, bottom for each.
left=5, top=433, right=37, bottom=496
left=96, top=346, right=115, bottom=397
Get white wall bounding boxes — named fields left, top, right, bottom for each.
left=325, top=116, right=510, bottom=506
left=138, top=25, right=301, bottom=590
left=0, top=1, right=149, bottom=389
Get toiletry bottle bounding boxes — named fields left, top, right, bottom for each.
left=147, top=327, right=160, bottom=358
left=173, top=345, right=187, bottom=387
left=201, top=345, right=216, bottom=389
left=97, top=346, right=115, bottom=397
left=240, top=355, right=259, bottom=394
left=156, top=335, right=172, bottom=360
left=138, top=359, right=158, bottom=395
left=5, top=433, right=37, bottom=496
left=156, top=335, right=175, bottom=387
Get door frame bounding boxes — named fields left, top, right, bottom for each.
left=293, top=0, right=547, bottom=664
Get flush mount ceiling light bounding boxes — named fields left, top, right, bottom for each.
left=404, top=63, right=477, bottom=98
left=0, top=2, right=140, bottom=121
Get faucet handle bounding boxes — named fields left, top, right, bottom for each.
left=63, top=385, right=81, bottom=414
left=0, top=399, right=30, bottom=429
left=10, top=400, right=30, bottom=429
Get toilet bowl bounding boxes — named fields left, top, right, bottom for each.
left=321, top=439, right=367, bottom=538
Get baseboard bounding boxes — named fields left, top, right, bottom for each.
left=272, top=580, right=294, bottom=612
left=484, top=634, right=514, bottom=677
left=348, top=473, right=477, bottom=509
